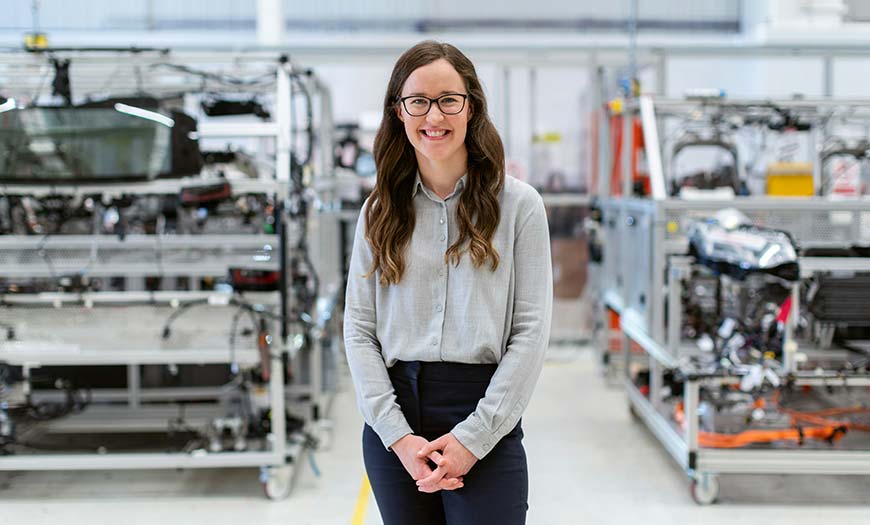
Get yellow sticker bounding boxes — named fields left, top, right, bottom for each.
left=24, top=33, right=48, bottom=50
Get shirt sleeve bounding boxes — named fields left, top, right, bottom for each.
left=450, top=193, right=553, bottom=459
left=343, top=200, right=414, bottom=450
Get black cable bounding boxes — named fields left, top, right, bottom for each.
left=153, top=215, right=166, bottom=281
left=167, top=403, right=201, bottom=436
left=0, top=321, right=14, bottom=340
left=150, top=63, right=276, bottom=87
left=162, top=294, right=290, bottom=369
left=289, top=73, right=314, bottom=167
left=227, top=303, right=259, bottom=374
left=35, top=233, right=59, bottom=285
left=228, top=308, right=244, bottom=371
left=24, top=380, right=91, bottom=421
left=160, top=298, right=209, bottom=339
left=302, top=249, right=320, bottom=306
left=231, top=294, right=266, bottom=326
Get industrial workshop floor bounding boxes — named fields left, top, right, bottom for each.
left=3, top=336, right=870, bottom=522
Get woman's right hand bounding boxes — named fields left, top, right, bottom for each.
left=390, top=434, right=464, bottom=493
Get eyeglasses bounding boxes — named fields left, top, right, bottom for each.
left=398, top=93, right=468, bottom=117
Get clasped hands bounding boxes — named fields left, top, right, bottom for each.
left=391, top=432, right=478, bottom=493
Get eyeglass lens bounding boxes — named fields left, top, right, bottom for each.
left=403, top=94, right=465, bottom=116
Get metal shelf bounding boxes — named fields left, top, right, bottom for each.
left=625, top=377, right=689, bottom=471
left=597, top=96, right=870, bottom=504
left=0, top=290, right=278, bottom=306
left=0, top=234, right=279, bottom=249
left=0, top=178, right=288, bottom=197
left=0, top=234, right=280, bottom=278
left=0, top=450, right=291, bottom=471
left=0, top=51, right=340, bottom=500
left=0, top=345, right=260, bottom=367
left=620, top=311, right=680, bottom=369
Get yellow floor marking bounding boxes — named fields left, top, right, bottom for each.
left=351, top=473, right=372, bottom=525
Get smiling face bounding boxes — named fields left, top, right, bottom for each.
left=397, top=58, right=471, bottom=171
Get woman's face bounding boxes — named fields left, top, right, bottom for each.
left=397, top=58, right=471, bottom=167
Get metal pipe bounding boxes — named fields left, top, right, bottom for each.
left=783, top=282, right=801, bottom=374
left=127, top=365, right=141, bottom=409
left=667, top=259, right=686, bottom=355
left=627, top=0, right=638, bottom=95
left=276, top=63, right=292, bottom=183
left=277, top=197, right=288, bottom=345
left=269, top=342, right=287, bottom=463
left=596, top=66, right=610, bottom=197
left=684, top=379, right=700, bottom=452
left=639, top=96, right=666, bottom=200
left=649, top=358, right=661, bottom=409
left=256, top=0, right=284, bottom=47
left=503, top=66, right=511, bottom=159
left=622, top=111, right=632, bottom=196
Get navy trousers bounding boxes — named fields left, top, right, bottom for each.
left=362, top=361, right=528, bottom=525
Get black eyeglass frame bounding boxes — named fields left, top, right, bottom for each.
left=397, top=93, right=469, bottom=117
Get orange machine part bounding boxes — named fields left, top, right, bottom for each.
left=772, top=389, right=870, bottom=432
left=607, top=114, right=650, bottom=197
left=606, top=307, right=644, bottom=353
left=673, top=401, right=848, bottom=449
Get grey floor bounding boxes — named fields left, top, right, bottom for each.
left=2, top=299, right=870, bottom=523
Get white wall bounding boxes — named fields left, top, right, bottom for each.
left=309, top=59, right=592, bottom=190
left=665, top=57, right=826, bottom=99
left=5, top=1, right=740, bottom=30
left=832, top=58, right=870, bottom=98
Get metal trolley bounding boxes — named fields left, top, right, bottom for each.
left=0, top=50, right=341, bottom=499
left=594, top=96, right=870, bottom=504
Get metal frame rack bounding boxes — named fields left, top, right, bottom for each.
left=0, top=50, right=340, bottom=499
left=595, top=95, right=870, bottom=504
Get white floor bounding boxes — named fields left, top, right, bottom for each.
left=2, top=346, right=870, bottom=524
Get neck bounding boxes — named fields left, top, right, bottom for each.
left=416, top=152, right=468, bottom=200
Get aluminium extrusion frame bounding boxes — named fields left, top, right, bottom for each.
left=0, top=55, right=335, bottom=499
left=597, top=96, right=870, bottom=504
left=0, top=346, right=291, bottom=473
left=0, top=234, right=282, bottom=278
left=616, top=246, right=870, bottom=504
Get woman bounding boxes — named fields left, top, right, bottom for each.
left=344, top=40, right=552, bottom=525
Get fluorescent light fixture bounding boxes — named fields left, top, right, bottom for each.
left=114, top=102, right=174, bottom=127
left=0, top=98, right=16, bottom=113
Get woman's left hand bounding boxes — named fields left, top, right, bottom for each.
left=414, top=433, right=478, bottom=492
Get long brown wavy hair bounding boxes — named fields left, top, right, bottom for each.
left=365, top=41, right=505, bottom=286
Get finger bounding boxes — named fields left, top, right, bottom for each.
left=418, top=482, right=441, bottom=494
left=410, top=464, right=433, bottom=481
left=423, top=474, right=462, bottom=493
left=439, top=477, right=464, bottom=491
left=417, top=435, right=447, bottom=457
left=427, top=450, right=444, bottom=466
left=417, top=475, right=447, bottom=493
left=415, top=465, right=446, bottom=488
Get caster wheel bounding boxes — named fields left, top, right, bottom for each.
left=261, top=465, right=293, bottom=500
left=690, top=474, right=719, bottom=505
